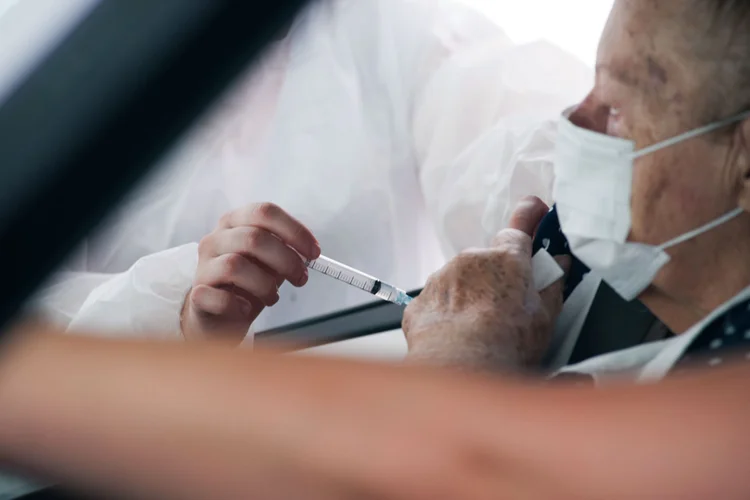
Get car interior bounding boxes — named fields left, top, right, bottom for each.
left=0, top=0, right=665, bottom=497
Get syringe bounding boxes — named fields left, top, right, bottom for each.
left=304, top=255, right=413, bottom=306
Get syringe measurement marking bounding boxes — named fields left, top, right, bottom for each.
left=310, top=261, right=328, bottom=273
left=308, top=260, right=373, bottom=292
left=375, top=288, right=394, bottom=301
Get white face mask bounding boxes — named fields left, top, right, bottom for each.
left=553, top=107, right=750, bottom=301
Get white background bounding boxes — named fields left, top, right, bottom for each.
left=462, top=0, right=613, bottom=67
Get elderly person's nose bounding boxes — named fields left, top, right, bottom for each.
left=568, top=94, right=609, bottom=133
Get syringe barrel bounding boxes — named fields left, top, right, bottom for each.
left=304, top=254, right=413, bottom=306
left=304, top=255, right=379, bottom=293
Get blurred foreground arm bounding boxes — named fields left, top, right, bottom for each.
left=0, top=324, right=749, bottom=500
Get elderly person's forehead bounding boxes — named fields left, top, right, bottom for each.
left=598, top=3, right=689, bottom=75
left=596, top=1, right=711, bottom=100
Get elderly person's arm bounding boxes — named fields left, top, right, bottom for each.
left=403, top=196, right=569, bottom=374
left=0, top=324, right=748, bottom=500
left=30, top=200, right=320, bottom=345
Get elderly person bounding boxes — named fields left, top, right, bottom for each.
left=405, top=0, right=750, bottom=380
left=0, top=0, right=749, bottom=498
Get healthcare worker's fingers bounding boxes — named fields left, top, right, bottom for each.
left=183, top=285, right=257, bottom=342
left=205, top=227, right=309, bottom=287
left=197, top=254, right=281, bottom=307
left=219, top=203, right=321, bottom=260
left=507, top=196, right=550, bottom=237
left=189, top=285, right=253, bottom=319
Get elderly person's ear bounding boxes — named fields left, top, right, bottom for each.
left=739, top=118, right=750, bottom=212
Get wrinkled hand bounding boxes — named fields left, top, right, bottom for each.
left=181, top=203, right=320, bottom=342
left=403, top=196, right=569, bottom=373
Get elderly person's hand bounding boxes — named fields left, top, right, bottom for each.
left=403, top=196, right=569, bottom=373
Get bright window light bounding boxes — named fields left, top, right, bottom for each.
left=460, top=0, right=614, bottom=67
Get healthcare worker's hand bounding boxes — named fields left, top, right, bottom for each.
left=402, top=196, right=569, bottom=373
left=181, top=203, right=320, bottom=342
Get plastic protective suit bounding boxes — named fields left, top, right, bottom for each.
left=30, top=0, right=592, bottom=339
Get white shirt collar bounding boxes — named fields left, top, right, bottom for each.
left=637, top=285, right=750, bottom=382
left=558, top=285, right=750, bottom=384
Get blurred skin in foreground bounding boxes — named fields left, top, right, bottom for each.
left=0, top=326, right=748, bottom=500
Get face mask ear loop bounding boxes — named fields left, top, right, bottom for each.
left=658, top=207, right=745, bottom=251
left=631, top=110, right=750, bottom=160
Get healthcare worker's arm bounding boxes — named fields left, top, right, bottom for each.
left=0, top=325, right=748, bottom=500
left=30, top=199, right=319, bottom=342
left=27, top=129, right=214, bottom=337
left=406, top=7, right=592, bottom=256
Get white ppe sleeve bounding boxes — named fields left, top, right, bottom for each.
left=29, top=243, right=198, bottom=338
left=412, top=29, right=593, bottom=257
left=27, top=88, right=223, bottom=338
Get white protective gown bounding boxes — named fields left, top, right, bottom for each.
left=29, top=0, right=593, bottom=339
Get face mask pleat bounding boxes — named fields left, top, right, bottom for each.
left=554, top=172, right=630, bottom=203
left=556, top=201, right=631, bottom=242
left=554, top=179, right=629, bottom=217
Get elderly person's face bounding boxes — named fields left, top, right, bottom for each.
left=568, top=0, right=750, bottom=328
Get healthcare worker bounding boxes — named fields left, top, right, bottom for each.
left=28, top=0, right=592, bottom=341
